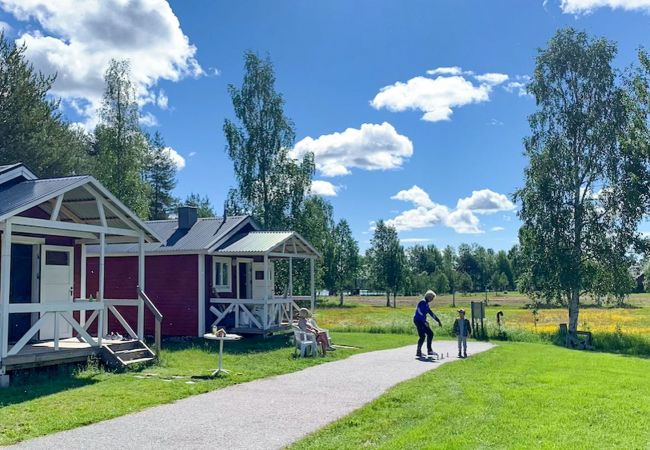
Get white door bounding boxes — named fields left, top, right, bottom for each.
left=252, top=261, right=274, bottom=300
left=40, top=245, right=74, bottom=340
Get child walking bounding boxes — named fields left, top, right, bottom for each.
left=453, top=309, right=472, bottom=358
left=413, top=290, right=442, bottom=358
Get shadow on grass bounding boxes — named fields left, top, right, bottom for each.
left=162, top=334, right=294, bottom=355
left=0, top=361, right=100, bottom=408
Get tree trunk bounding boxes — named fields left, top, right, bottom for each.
left=393, top=291, right=397, bottom=308
left=339, top=291, right=344, bottom=307
left=452, top=290, right=456, bottom=307
left=386, top=291, right=391, bottom=307
left=568, top=289, right=580, bottom=336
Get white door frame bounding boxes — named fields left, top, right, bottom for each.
left=235, top=257, right=253, bottom=300
left=39, top=245, right=74, bottom=340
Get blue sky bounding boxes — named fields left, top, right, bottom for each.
left=2, top=0, right=650, bottom=251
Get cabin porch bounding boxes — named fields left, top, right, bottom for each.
left=208, top=231, right=320, bottom=335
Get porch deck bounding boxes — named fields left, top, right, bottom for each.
left=2, top=337, right=130, bottom=370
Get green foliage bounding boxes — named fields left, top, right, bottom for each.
left=145, top=132, right=177, bottom=220
left=183, top=193, right=215, bottom=218
left=431, top=271, right=450, bottom=294
left=323, top=219, right=360, bottom=305
left=223, top=51, right=314, bottom=229
left=0, top=33, right=89, bottom=177
left=91, top=59, right=151, bottom=218
left=515, top=28, right=650, bottom=334
left=367, top=220, right=405, bottom=306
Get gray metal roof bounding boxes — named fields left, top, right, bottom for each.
left=216, top=231, right=297, bottom=254
left=0, top=163, right=22, bottom=174
left=89, top=216, right=250, bottom=254
left=0, top=176, right=89, bottom=218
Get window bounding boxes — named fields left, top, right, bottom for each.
left=213, top=257, right=231, bottom=292
left=255, top=270, right=265, bottom=281
left=45, top=251, right=69, bottom=266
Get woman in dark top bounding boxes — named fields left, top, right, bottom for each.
left=413, top=290, right=442, bottom=357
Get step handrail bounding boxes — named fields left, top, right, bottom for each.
left=137, top=287, right=163, bottom=354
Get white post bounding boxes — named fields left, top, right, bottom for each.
left=80, top=243, right=87, bottom=326
left=99, top=232, right=107, bottom=338
left=288, top=257, right=293, bottom=298
left=137, top=234, right=145, bottom=340
left=310, top=258, right=315, bottom=312
left=1, top=221, right=12, bottom=358
left=197, top=255, right=205, bottom=337
left=263, top=255, right=269, bottom=330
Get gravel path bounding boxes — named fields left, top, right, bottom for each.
left=12, top=341, right=494, bottom=450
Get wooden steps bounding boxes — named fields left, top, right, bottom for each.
left=100, top=340, right=156, bottom=370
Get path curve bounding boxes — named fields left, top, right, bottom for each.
left=11, top=341, right=494, bottom=450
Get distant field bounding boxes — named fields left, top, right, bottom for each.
left=315, top=293, right=650, bottom=351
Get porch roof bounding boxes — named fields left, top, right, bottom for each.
left=0, top=169, right=161, bottom=243
left=214, top=231, right=321, bottom=258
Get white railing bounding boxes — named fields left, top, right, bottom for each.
left=6, top=301, right=105, bottom=357
left=3, top=291, right=161, bottom=359
left=209, top=297, right=305, bottom=331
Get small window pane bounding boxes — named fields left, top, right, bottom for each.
left=215, top=264, right=222, bottom=286
left=255, top=270, right=265, bottom=281
left=46, top=251, right=69, bottom=266
left=221, top=263, right=229, bottom=286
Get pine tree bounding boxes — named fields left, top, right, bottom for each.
left=183, top=193, right=215, bottom=218
left=145, top=132, right=177, bottom=220
left=0, top=33, right=89, bottom=176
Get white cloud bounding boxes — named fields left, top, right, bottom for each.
left=491, top=226, right=505, bottom=232
left=504, top=75, right=531, bottom=97
left=0, top=20, right=11, bottom=32
left=456, top=189, right=515, bottom=214
left=490, top=118, right=504, bottom=126
left=474, top=73, right=509, bottom=85
left=371, top=67, right=509, bottom=122
left=310, top=180, right=340, bottom=197
left=445, top=209, right=482, bottom=234
left=401, top=238, right=433, bottom=244
left=426, top=66, right=463, bottom=76
left=139, top=111, right=159, bottom=127
left=164, top=146, right=185, bottom=170
left=391, top=185, right=435, bottom=208
left=188, top=151, right=197, bottom=157
left=156, top=90, right=169, bottom=110
left=386, top=205, right=451, bottom=232
left=0, top=0, right=203, bottom=127
left=560, top=0, right=650, bottom=13
left=386, top=186, right=513, bottom=234
left=291, top=122, right=413, bottom=177
left=386, top=185, right=485, bottom=234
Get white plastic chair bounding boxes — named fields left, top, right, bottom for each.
left=293, top=327, right=318, bottom=357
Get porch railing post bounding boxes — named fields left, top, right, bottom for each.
left=1, top=220, right=12, bottom=358
left=80, top=243, right=87, bottom=326
left=264, top=255, right=269, bottom=330
left=99, top=232, right=107, bottom=338
left=137, top=234, right=145, bottom=340
left=289, top=257, right=293, bottom=298
left=310, top=257, right=315, bottom=312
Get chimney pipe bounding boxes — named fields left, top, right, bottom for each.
left=178, top=206, right=198, bottom=229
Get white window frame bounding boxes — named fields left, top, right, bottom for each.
left=212, top=257, right=232, bottom=292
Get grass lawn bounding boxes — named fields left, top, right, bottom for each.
left=291, top=342, right=650, bottom=449
left=0, top=332, right=413, bottom=446
left=315, top=293, right=650, bottom=355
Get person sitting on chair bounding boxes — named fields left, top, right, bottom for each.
left=297, top=308, right=329, bottom=355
